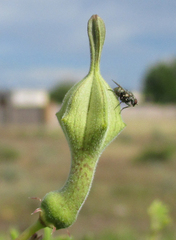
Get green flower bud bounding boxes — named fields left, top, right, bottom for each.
left=39, top=15, right=125, bottom=230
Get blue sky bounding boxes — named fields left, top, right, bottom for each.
left=1, top=1, right=176, bottom=91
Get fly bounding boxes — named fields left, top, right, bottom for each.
left=110, top=80, right=138, bottom=112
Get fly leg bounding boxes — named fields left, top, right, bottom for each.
left=115, top=101, right=122, bottom=110
left=120, top=103, right=131, bottom=113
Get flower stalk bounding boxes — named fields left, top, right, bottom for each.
left=15, top=220, right=43, bottom=240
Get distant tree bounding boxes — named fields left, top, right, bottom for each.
left=143, top=60, right=176, bottom=103
left=49, top=81, right=75, bottom=103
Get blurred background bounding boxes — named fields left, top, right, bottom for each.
left=1, top=1, right=176, bottom=239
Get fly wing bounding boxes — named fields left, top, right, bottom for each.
left=112, top=80, right=125, bottom=91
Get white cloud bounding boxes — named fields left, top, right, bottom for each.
left=1, top=1, right=176, bottom=90
left=0, top=66, right=86, bottom=90
left=1, top=1, right=176, bottom=52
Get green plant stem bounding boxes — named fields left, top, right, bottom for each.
left=60, top=154, right=99, bottom=215
left=15, top=219, right=44, bottom=240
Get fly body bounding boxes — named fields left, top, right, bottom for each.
left=110, top=80, right=138, bottom=112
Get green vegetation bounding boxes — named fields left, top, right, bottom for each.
left=10, top=228, right=19, bottom=240
left=49, top=82, right=75, bottom=104
left=143, top=59, right=176, bottom=103
left=134, top=144, right=175, bottom=164
left=148, top=200, right=171, bottom=240
left=1, top=106, right=176, bottom=239
left=9, top=228, right=137, bottom=240
left=133, top=130, right=175, bottom=164
left=7, top=201, right=174, bottom=240
left=0, top=144, right=20, bottom=162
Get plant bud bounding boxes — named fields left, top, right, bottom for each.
left=39, top=14, right=125, bottom=230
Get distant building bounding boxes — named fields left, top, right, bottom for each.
left=0, top=89, right=49, bottom=124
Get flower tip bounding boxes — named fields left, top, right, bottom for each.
left=90, top=14, right=102, bottom=22
left=92, top=14, right=98, bottom=19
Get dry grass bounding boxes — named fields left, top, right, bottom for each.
left=0, top=104, right=176, bottom=239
